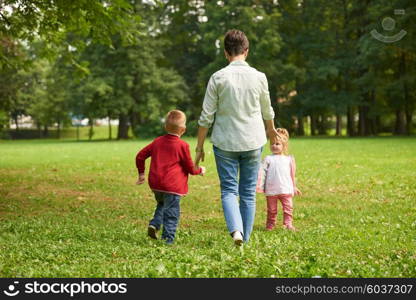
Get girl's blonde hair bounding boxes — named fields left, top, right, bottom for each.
left=272, top=128, right=290, bottom=155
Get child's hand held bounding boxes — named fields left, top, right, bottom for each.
left=136, top=175, right=145, bottom=185
left=195, top=148, right=205, bottom=165
left=199, top=166, right=206, bottom=176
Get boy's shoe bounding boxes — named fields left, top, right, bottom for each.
left=147, top=225, right=158, bottom=239
left=161, top=236, right=174, bottom=245
left=232, top=231, right=243, bottom=246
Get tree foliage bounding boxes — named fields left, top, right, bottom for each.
left=0, top=0, right=415, bottom=139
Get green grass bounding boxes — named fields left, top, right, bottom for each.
left=0, top=136, right=415, bottom=277
left=60, top=125, right=124, bottom=140
left=6, top=125, right=128, bottom=140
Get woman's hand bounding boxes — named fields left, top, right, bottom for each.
left=195, top=126, right=209, bottom=166
left=265, top=120, right=279, bottom=144
left=267, top=128, right=279, bottom=145
left=195, top=148, right=205, bottom=166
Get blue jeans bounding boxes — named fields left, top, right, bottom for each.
left=149, top=191, right=181, bottom=244
left=213, top=146, right=262, bottom=242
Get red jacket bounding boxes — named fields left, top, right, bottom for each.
left=136, top=134, right=202, bottom=195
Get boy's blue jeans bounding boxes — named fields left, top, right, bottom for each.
left=149, top=191, right=181, bottom=244
left=213, top=145, right=262, bottom=242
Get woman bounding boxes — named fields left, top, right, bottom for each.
left=195, top=29, right=278, bottom=246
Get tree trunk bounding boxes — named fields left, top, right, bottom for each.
left=37, top=123, right=42, bottom=138
left=57, top=120, right=61, bottom=139
left=358, top=104, right=371, bottom=136
left=370, top=117, right=377, bottom=136
left=318, top=114, right=326, bottom=135
left=310, top=114, right=317, bottom=136
left=401, top=55, right=412, bottom=135
left=359, top=107, right=364, bottom=136
left=129, top=111, right=138, bottom=137
left=405, top=111, right=413, bottom=136
left=14, top=115, right=19, bottom=132
left=43, top=125, right=49, bottom=137
left=394, top=109, right=406, bottom=135
left=347, top=106, right=355, bottom=136
left=356, top=2, right=371, bottom=136
left=368, top=90, right=376, bottom=135
left=365, top=106, right=371, bottom=135
left=88, top=118, right=94, bottom=141
left=117, top=113, right=129, bottom=139
left=297, top=115, right=305, bottom=136
left=108, top=117, right=112, bottom=140
left=76, top=125, right=80, bottom=141
left=375, top=116, right=381, bottom=135
left=336, top=114, right=342, bottom=136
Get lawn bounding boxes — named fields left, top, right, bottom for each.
left=0, top=137, right=415, bottom=277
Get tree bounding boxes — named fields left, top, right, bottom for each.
left=198, top=1, right=285, bottom=124
left=21, top=58, right=70, bottom=138
left=66, top=0, right=188, bottom=140
left=0, top=0, right=140, bottom=68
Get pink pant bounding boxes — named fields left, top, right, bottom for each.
left=266, top=194, right=294, bottom=230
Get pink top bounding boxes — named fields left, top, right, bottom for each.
left=256, top=154, right=297, bottom=196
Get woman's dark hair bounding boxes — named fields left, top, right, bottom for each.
left=224, top=29, right=249, bottom=56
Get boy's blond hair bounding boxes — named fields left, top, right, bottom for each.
left=165, top=110, right=186, bottom=133
left=273, top=128, right=290, bottom=155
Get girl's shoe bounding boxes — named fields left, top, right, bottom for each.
left=266, top=224, right=274, bottom=231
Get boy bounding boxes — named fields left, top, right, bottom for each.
left=136, top=110, right=205, bottom=244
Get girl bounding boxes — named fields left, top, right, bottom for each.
left=256, top=128, right=301, bottom=231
